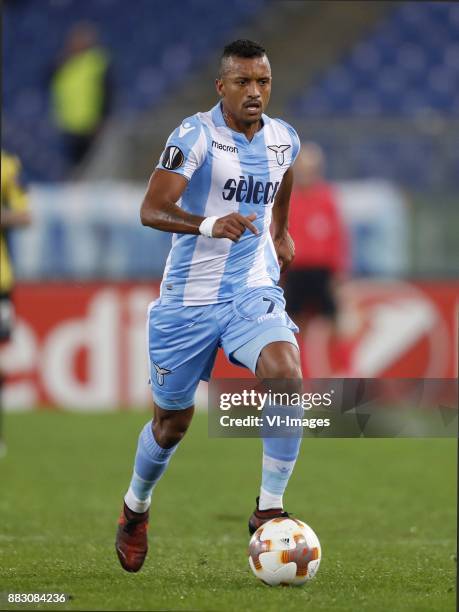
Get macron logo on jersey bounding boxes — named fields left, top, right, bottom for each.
left=222, top=174, right=280, bottom=205
left=212, top=140, right=238, bottom=154
left=179, top=122, right=195, bottom=138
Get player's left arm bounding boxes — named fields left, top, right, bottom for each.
left=271, top=167, right=295, bottom=273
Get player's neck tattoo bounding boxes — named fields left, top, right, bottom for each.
left=222, top=105, right=261, bottom=139
left=222, top=107, right=236, bottom=127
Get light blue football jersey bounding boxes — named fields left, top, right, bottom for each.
left=155, top=102, right=300, bottom=305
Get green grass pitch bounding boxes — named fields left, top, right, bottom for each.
left=0, top=411, right=456, bottom=611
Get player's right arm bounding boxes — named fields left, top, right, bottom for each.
left=140, top=170, right=257, bottom=241
left=140, top=169, right=204, bottom=235
left=140, top=117, right=257, bottom=242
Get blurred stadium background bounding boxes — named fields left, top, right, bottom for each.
left=2, top=0, right=458, bottom=410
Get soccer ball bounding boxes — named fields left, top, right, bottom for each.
left=248, top=518, right=321, bottom=586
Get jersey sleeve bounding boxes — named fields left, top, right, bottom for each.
left=156, top=114, right=206, bottom=181
left=275, top=119, right=301, bottom=167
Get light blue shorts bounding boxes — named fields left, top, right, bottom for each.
left=147, top=285, right=299, bottom=409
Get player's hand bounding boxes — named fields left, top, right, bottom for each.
left=212, top=212, right=258, bottom=242
left=274, top=231, right=295, bottom=272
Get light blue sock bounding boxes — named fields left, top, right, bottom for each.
left=260, top=405, right=302, bottom=510
left=124, top=421, right=178, bottom=513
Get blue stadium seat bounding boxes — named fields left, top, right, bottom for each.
left=3, top=0, right=270, bottom=181
left=293, top=2, right=458, bottom=118
left=290, top=1, right=458, bottom=188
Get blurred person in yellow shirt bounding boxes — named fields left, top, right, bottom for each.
left=49, top=22, right=113, bottom=173
left=0, top=150, right=31, bottom=455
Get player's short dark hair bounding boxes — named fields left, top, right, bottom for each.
left=219, top=39, right=267, bottom=77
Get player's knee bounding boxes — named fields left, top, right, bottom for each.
left=153, top=406, right=193, bottom=448
left=262, top=360, right=303, bottom=403
left=259, top=352, right=302, bottom=381
left=257, top=341, right=302, bottom=381
left=154, top=420, right=188, bottom=447
left=272, top=360, right=302, bottom=380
